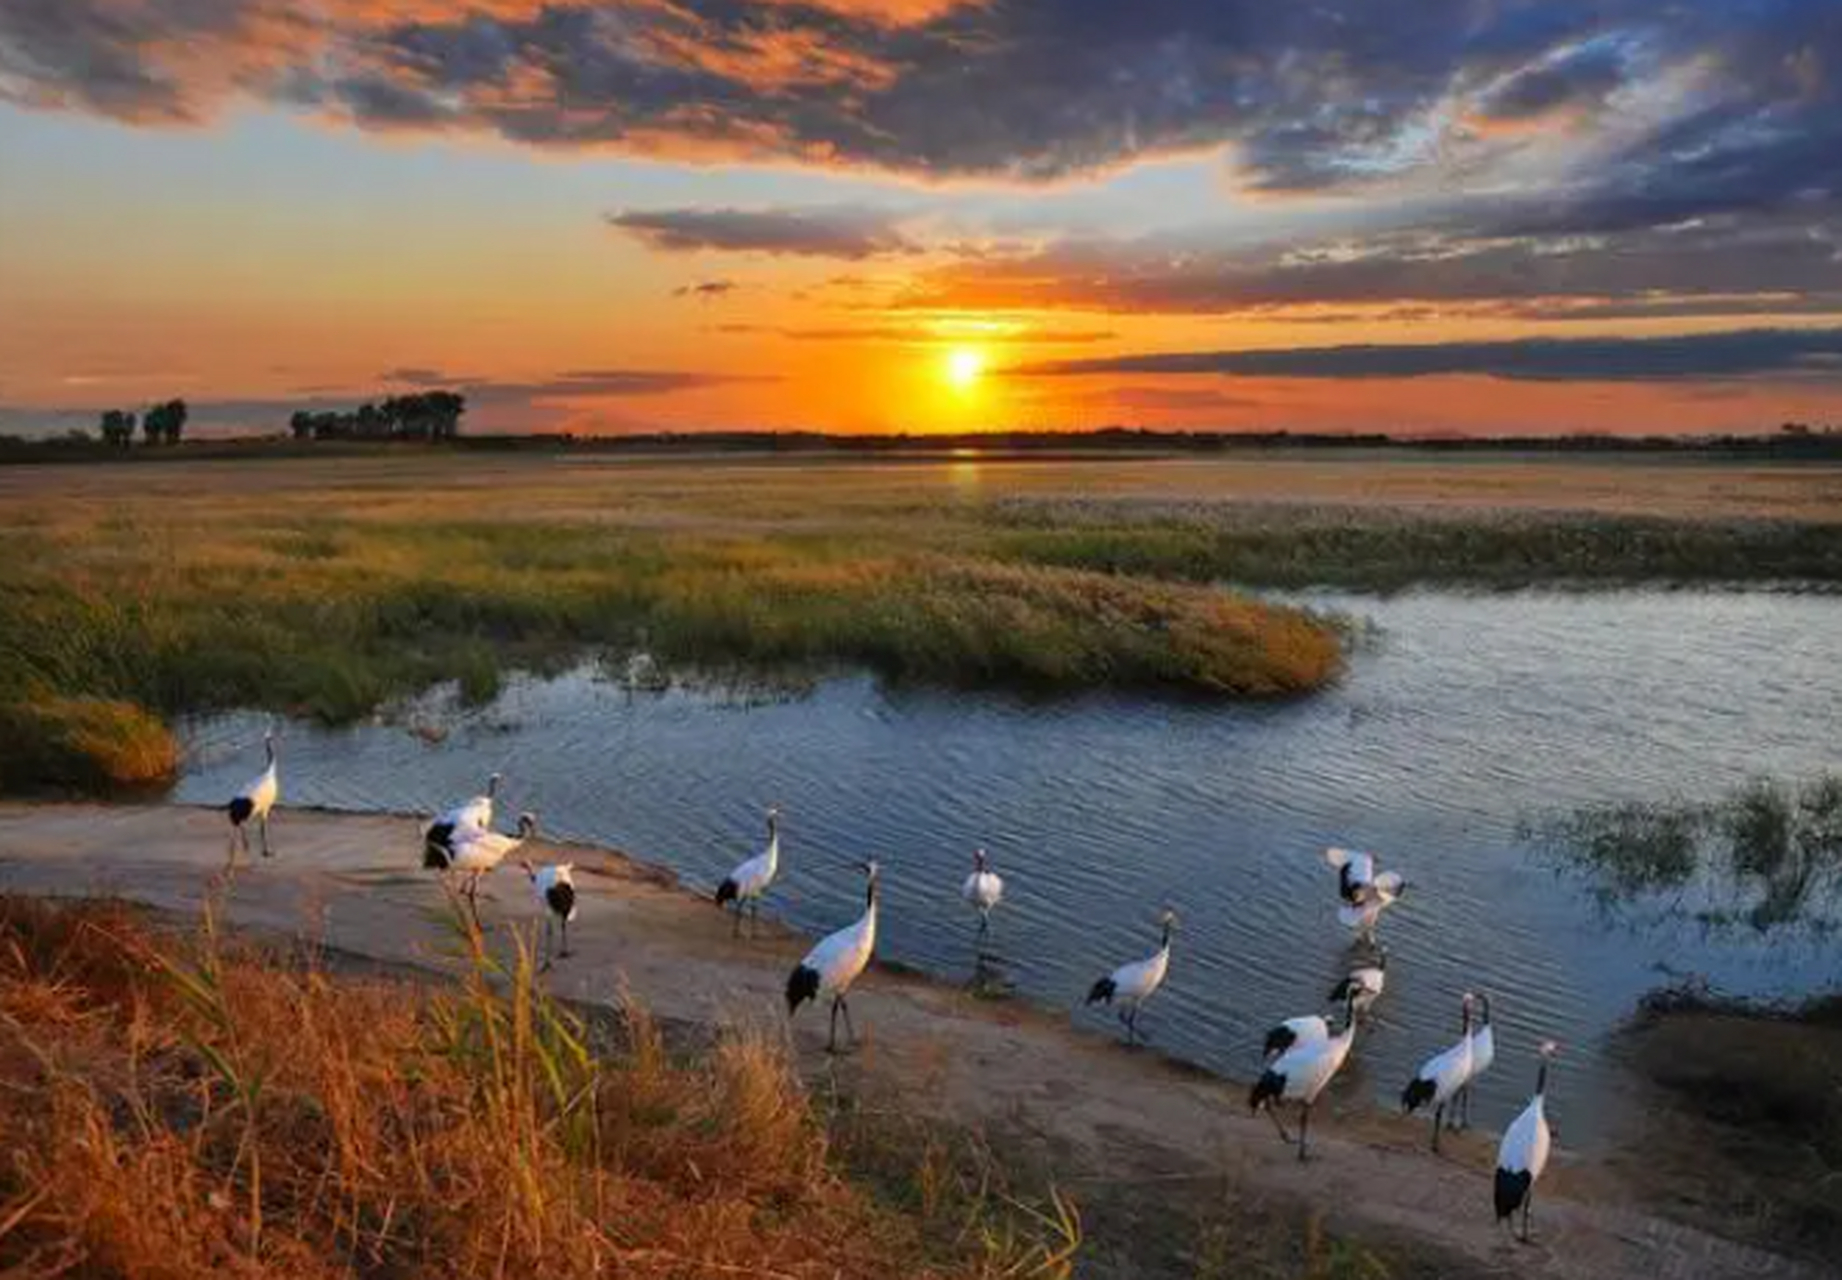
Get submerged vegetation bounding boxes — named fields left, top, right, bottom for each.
left=1530, top=773, right=1842, bottom=929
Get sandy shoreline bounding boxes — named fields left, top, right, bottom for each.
left=0, top=801, right=1816, bottom=1279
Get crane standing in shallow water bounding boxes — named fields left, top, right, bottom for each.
left=962, top=847, right=1004, bottom=937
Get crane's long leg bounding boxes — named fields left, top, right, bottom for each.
left=1431, top=1103, right=1444, bottom=1153
left=1520, top=1193, right=1533, bottom=1244
left=1263, top=1103, right=1293, bottom=1146
left=750, top=899, right=761, bottom=939
left=827, top=997, right=842, bottom=1053
left=541, top=917, right=554, bottom=972
left=1124, top=1006, right=1138, bottom=1048
left=731, top=902, right=742, bottom=938
left=1297, top=1103, right=1313, bottom=1162
left=840, top=996, right=857, bottom=1048
left=559, top=915, right=571, bottom=959
left=259, top=814, right=271, bottom=858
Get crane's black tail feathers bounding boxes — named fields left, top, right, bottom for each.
left=1264, top=1025, right=1298, bottom=1058
left=715, top=878, right=739, bottom=907
left=1249, top=1069, right=1286, bottom=1113
left=1086, top=977, right=1116, bottom=1005
left=546, top=881, right=577, bottom=921
left=1401, top=1077, right=1437, bottom=1113
left=228, top=797, right=254, bottom=826
left=1494, top=1168, right=1531, bottom=1221
left=786, top=964, right=820, bottom=1014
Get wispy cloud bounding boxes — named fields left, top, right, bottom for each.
left=673, top=279, right=741, bottom=299
left=608, top=207, right=916, bottom=259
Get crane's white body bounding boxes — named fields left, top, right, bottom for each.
left=1268, top=1022, right=1355, bottom=1107
left=1252, top=993, right=1360, bottom=1160
left=425, top=773, right=501, bottom=865
left=786, top=862, right=880, bottom=1052
left=526, top=860, right=577, bottom=970
left=1264, top=1014, right=1329, bottom=1059
left=717, top=808, right=780, bottom=936
left=529, top=862, right=577, bottom=920
left=227, top=735, right=280, bottom=860
left=444, top=813, right=538, bottom=925
left=448, top=826, right=526, bottom=876
left=1495, top=1044, right=1558, bottom=1242
left=1324, top=846, right=1377, bottom=903
left=1403, top=995, right=1477, bottom=1150
left=1087, top=912, right=1175, bottom=1046
left=962, top=848, right=1004, bottom=929
left=1331, top=962, right=1387, bottom=1015
left=1337, top=871, right=1405, bottom=935
left=436, top=794, right=493, bottom=839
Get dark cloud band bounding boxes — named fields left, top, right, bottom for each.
left=1018, top=328, right=1842, bottom=383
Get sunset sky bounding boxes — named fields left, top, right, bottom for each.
left=2, top=0, right=1840, bottom=437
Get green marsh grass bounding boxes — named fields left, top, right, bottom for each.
left=3, top=451, right=1835, bottom=794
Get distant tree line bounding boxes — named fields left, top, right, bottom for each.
left=97, top=399, right=188, bottom=449
left=290, top=392, right=466, bottom=442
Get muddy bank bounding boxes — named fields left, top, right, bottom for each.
left=0, top=802, right=1817, bottom=1280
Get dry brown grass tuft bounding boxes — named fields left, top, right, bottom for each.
left=0, top=897, right=1076, bottom=1280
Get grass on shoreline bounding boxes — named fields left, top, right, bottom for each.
left=0, top=895, right=1477, bottom=1280
left=1624, top=985, right=1842, bottom=1259
left=0, top=895, right=1076, bottom=1280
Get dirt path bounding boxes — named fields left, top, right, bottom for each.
left=0, top=803, right=1816, bottom=1280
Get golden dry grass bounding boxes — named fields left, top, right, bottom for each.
left=0, top=896, right=1079, bottom=1280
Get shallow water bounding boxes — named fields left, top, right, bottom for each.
left=174, top=590, right=1842, bottom=1139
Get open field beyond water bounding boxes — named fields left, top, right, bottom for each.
left=1, top=448, right=1838, bottom=794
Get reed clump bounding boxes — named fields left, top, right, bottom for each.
left=0, top=470, right=1348, bottom=795
left=0, top=696, right=177, bottom=793
left=0, top=896, right=1077, bottom=1279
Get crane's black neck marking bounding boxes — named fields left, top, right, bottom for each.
left=487, top=774, right=500, bottom=798
left=264, top=739, right=276, bottom=766
left=1535, top=1061, right=1550, bottom=1096
left=1159, top=919, right=1173, bottom=949
left=1475, top=993, right=1492, bottom=1026
left=865, top=875, right=879, bottom=909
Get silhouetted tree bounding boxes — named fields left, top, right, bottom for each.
left=98, top=409, right=136, bottom=448
left=290, top=410, right=314, bottom=441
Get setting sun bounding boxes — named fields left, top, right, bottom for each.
left=945, top=347, right=987, bottom=391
